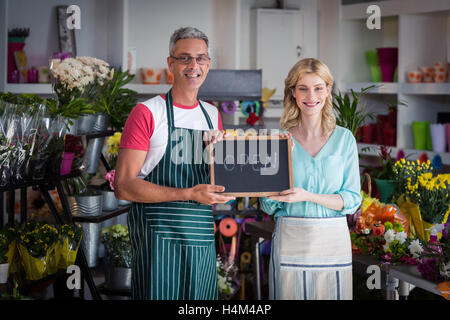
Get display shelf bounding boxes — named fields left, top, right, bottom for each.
left=342, top=0, right=450, bottom=20
left=124, top=83, right=171, bottom=95
left=3, top=83, right=53, bottom=94
left=357, top=142, right=450, bottom=165
left=339, top=82, right=398, bottom=94
left=0, top=170, right=82, bottom=193
left=72, top=205, right=130, bottom=223
left=400, top=82, right=450, bottom=95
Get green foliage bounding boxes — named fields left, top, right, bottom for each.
left=332, top=85, right=377, bottom=137
left=91, top=68, right=138, bottom=131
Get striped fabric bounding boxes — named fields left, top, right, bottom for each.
left=269, top=216, right=352, bottom=300
left=128, top=90, right=217, bottom=300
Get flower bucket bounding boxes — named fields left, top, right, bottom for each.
left=447, top=123, right=450, bottom=152
left=379, top=65, right=396, bottom=82
left=412, top=121, right=428, bottom=150
left=102, top=190, right=118, bottom=211
left=76, top=114, right=95, bottom=134
left=0, top=263, right=9, bottom=284
left=80, top=222, right=101, bottom=267
left=85, top=113, right=109, bottom=175
left=430, top=123, right=446, bottom=153
left=374, top=178, right=395, bottom=203
left=66, top=118, right=78, bottom=135
left=365, top=50, right=378, bottom=66
left=104, top=266, right=131, bottom=291
left=75, top=190, right=103, bottom=217
left=60, top=152, right=75, bottom=175
left=369, top=65, right=382, bottom=82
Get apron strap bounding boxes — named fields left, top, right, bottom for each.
left=165, top=90, right=214, bottom=130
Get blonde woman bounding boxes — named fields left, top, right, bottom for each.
left=260, top=58, right=362, bottom=300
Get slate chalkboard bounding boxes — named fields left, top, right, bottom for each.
left=210, top=136, right=293, bottom=197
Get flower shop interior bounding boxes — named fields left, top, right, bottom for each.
left=0, top=0, right=449, bottom=301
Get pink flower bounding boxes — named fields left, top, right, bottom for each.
left=104, top=170, right=115, bottom=191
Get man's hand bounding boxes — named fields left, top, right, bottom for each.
left=203, top=130, right=225, bottom=146
left=188, top=184, right=235, bottom=205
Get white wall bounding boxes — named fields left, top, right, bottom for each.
left=7, top=0, right=109, bottom=68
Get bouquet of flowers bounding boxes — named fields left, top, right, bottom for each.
left=393, top=159, right=450, bottom=240
left=417, top=223, right=450, bottom=282
left=17, top=221, right=59, bottom=280
left=56, top=224, right=83, bottom=269
left=102, top=169, right=115, bottom=192
left=106, top=132, right=121, bottom=169
left=216, top=254, right=238, bottom=300
left=380, top=221, right=424, bottom=265
left=100, top=224, right=131, bottom=268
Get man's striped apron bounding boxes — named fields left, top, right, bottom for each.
left=128, top=90, right=218, bottom=300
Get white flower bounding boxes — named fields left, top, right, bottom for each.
left=383, top=243, right=391, bottom=252
left=408, top=239, right=423, bottom=258
left=363, top=228, right=371, bottom=235
left=440, top=262, right=450, bottom=279
left=395, top=231, right=407, bottom=244
left=384, top=229, right=395, bottom=244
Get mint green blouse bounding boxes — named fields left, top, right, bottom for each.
left=259, top=126, right=362, bottom=219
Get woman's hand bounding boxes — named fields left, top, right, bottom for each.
left=278, top=132, right=294, bottom=151
left=267, top=187, right=310, bottom=203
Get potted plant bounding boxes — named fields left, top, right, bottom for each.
left=363, top=145, right=397, bottom=203
left=333, top=84, right=377, bottom=137
left=101, top=224, right=131, bottom=291
left=56, top=224, right=83, bottom=269
left=91, top=68, right=138, bottom=132
left=16, top=220, right=59, bottom=280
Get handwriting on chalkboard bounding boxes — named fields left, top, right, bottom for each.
left=210, top=136, right=293, bottom=197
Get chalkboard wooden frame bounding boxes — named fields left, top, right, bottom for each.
left=209, top=136, right=293, bottom=197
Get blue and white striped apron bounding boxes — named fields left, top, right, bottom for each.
left=128, top=90, right=218, bottom=300
left=269, top=216, right=352, bottom=300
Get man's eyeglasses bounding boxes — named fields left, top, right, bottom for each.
left=170, top=55, right=211, bottom=65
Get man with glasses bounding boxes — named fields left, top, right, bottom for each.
left=115, top=27, right=235, bottom=300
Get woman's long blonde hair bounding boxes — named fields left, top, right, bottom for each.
left=279, top=58, right=335, bottom=137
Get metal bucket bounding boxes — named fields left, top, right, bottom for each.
left=75, top=191, right=103, bottom=217
left=77, top=114, right=95, bottom=134
left=105, top=266, right=131, bottom=291
left=0, top=263, right=9, bottom=284
left=102, top=190, right=118, bottom=211
left=80, top=222, right=101, bottom=267
left=86, top=113, right=110, bottom=175
left=66, top=118, right=78, bottom=135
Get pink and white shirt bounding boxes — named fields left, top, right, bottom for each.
left=120, top=94, right=222, bottom=179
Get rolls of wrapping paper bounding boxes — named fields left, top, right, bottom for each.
left=240, top=101, right=260, bottom=117
left=221, top=101, right=237, bottom=114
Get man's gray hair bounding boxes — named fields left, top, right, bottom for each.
left=169, top=27, right=209, bottom=56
